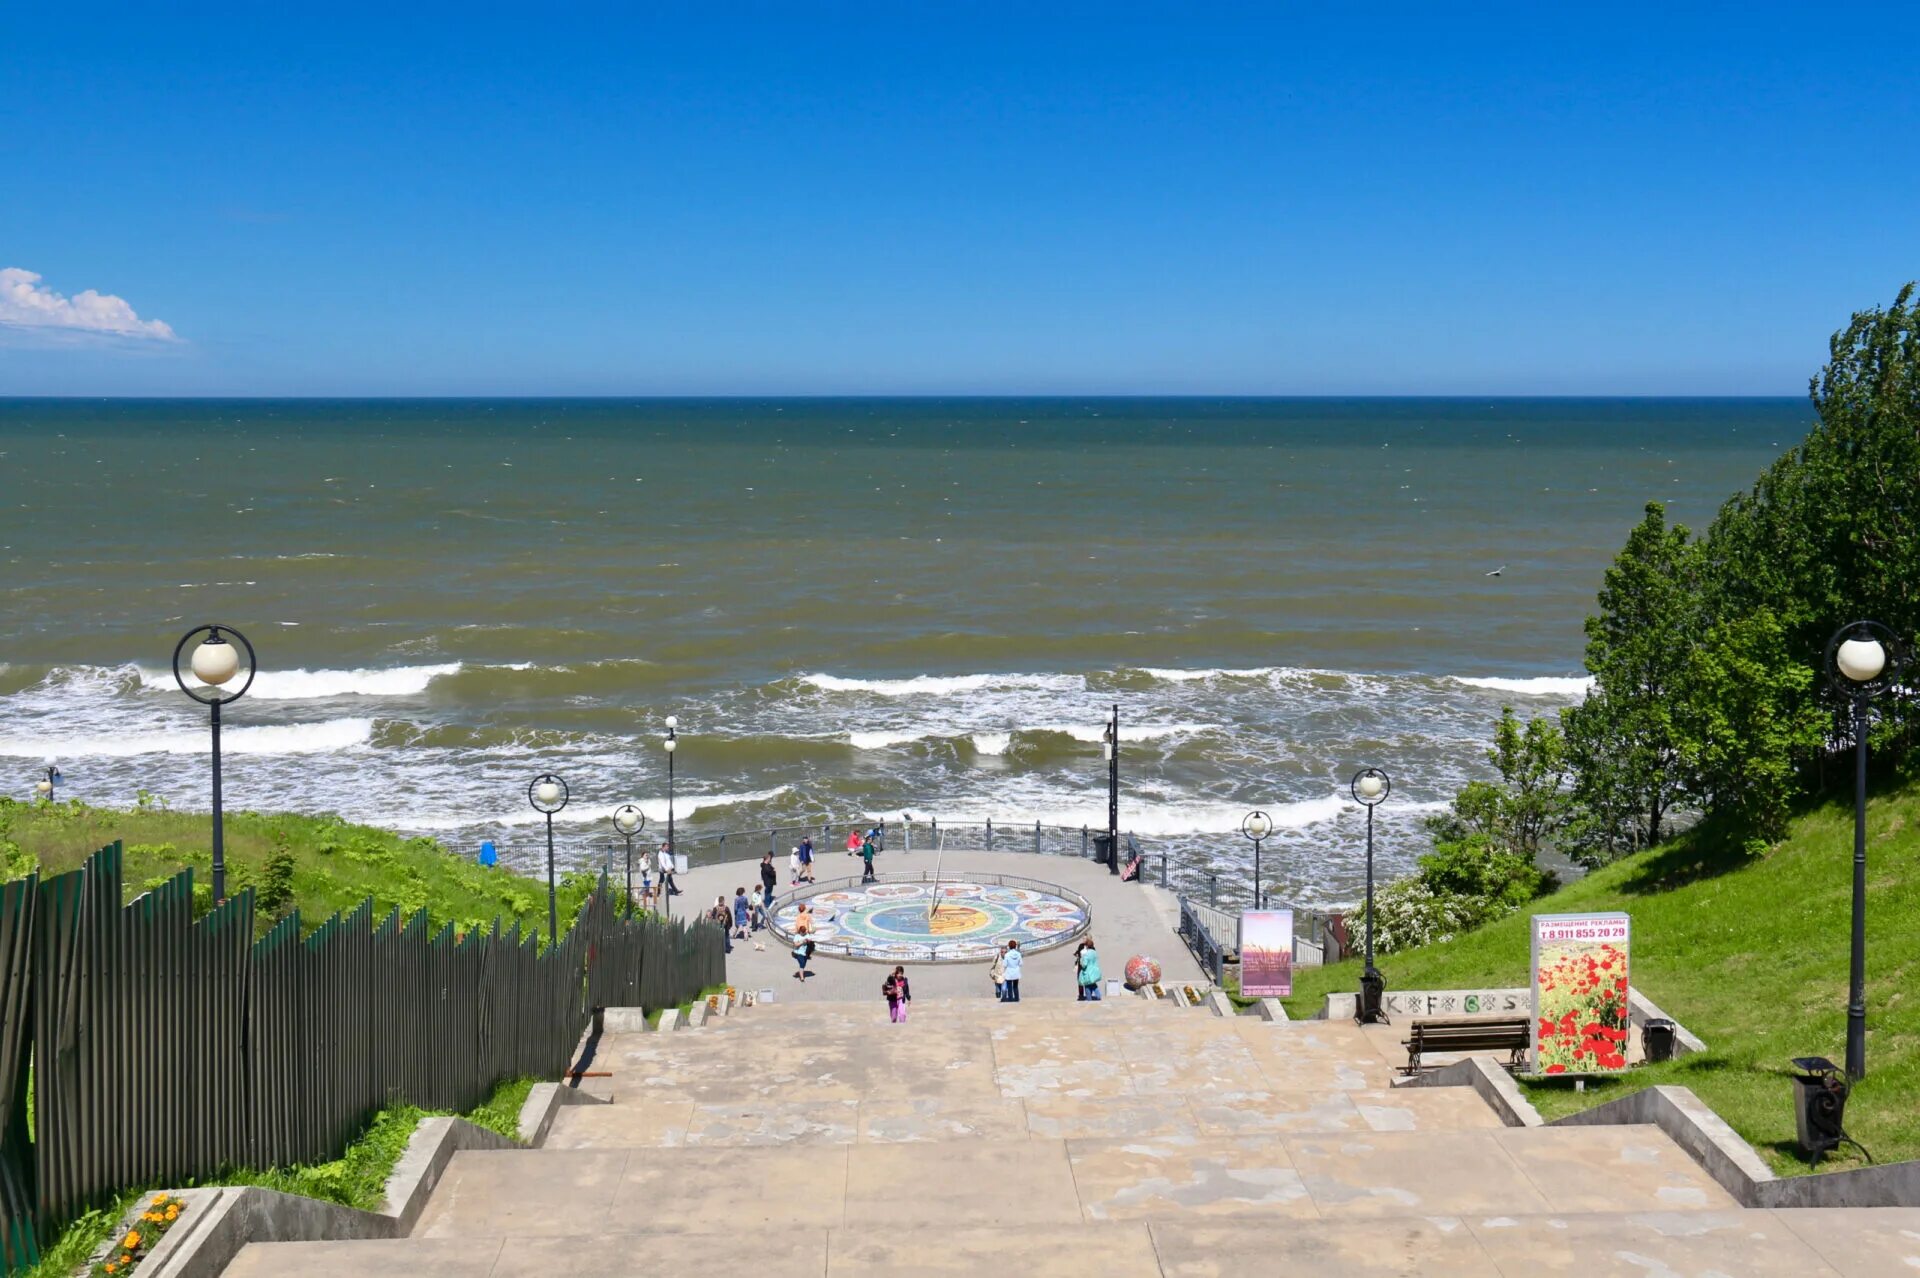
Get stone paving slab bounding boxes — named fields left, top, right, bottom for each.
left=1491, top=1124, right=1738, bottom=1213
left=1148, top=1215, right=1501, bottom=1276
left=1066, top=1134, right=1316, bottom=1221
left=223, top=1237, right=507, bottom=1277
left=1468, top=1208, right=1839, bottom=1276
left=1023, top=1094, right=1200, bottom=1142
left=1283, top=1130, right=1553, bottom=1219
left=845, top=1139, right=1082, bottom=1228
left=1188, top=1090, right=1371, bottom=1135
left=414, top=1149, right=629, bottom=1238
left=1349, top=1087, right=1507, bottom=1132
left=855, top=1096, right=1033, bottom=1143
left=495, top=1229, right=831, bottom=1276
left=827, top=1222, right=1164, bottom=1276
left=1773, top=1206, right=1920, bottom=1275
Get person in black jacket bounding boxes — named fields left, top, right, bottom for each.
left=884, top=965, right=912, bottom=1023
left=758, top=852, right=778, bottom=913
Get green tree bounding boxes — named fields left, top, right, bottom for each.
left=1671, top=607, right=1823, bottom=850
left=1563, top=502, right=1701, bottom=863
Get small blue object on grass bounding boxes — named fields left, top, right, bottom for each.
left=478, top=839, right=498, bottom=867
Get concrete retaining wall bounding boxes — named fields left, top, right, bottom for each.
left=1397, top=1054, right=1544, bottom=1128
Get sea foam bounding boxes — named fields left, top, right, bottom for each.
left=0, top=718, right=375, bottom=759
left=1452, top=675, right=1594, bottom=697
left=137, top=663, right=466, bottom=700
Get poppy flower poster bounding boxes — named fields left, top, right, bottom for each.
left=1530, top=912, right=1631, bottom=1074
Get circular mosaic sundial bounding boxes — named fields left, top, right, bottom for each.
left=775, top=881, right=1090, bottom=963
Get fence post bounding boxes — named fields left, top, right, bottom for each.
left=986, top=818, right=993, bottom=849
left=904, top=818, right=912, bottom=853
left=1081, top=825, right=1089, bottom=858
left=1033, top=821, right=1041, bottom=855
left=1209, top=874, right=1217, bottom=907
left=1160, top=851, right=1168, bottom=888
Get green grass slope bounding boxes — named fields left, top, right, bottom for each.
left=1281, top=781, right=1920, bottom=1175
left=1, top=798, right=597, bottom=944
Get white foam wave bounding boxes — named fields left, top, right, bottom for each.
left=1032, top=723, right=1216, bottom=743
left=1135, top=666, right=1280, bottom=683
left=970, top=732, right=1011, bottom=755
left=1453, top=675, right=1593, bottom=697
left=848, top=731, right=921, bottom=750
left=800, top=672, right=1079, bottom=697
left=0, top=718, right=375, bottom=759
left=137, top=663, right=465, bottom=700
left=406, top=785, right=794, bottom=831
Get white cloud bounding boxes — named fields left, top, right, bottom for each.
left=0, top=267, right=178, bottom=340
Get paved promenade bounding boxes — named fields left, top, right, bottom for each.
left=665, top=845, right=1209, bottom=1001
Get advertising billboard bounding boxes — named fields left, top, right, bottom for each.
left=1530, top=911, right=1631, bottom=1074
left=1238, top=909, right=1294, bottom=998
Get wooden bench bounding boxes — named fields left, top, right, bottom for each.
left=1402, top=1016, right=1531, bottom=1074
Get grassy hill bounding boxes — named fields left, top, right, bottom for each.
left=0, top=798, right=598, bottom=945
left=1281, top=779, right=1920, bottom=1175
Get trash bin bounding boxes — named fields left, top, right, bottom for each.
left=1091, top=833, right=1115, bottom=866
left=1790, top=1056, right=1858, bottom=1165
left=1642, top=1017, right=1677, bottom=1063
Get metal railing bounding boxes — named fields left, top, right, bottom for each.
left=1178, top=896, right=1227, bottom=985
left=659, top=815, right=1149, bottom=875
left=766, top=870, right=1095, bottom=963
left=0, top=842, right=724, bottom=1274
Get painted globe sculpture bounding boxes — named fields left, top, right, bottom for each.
left=1124, top=955, right=1162, bottom=989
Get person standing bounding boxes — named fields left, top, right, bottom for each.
left=1001, top=940, right=1024, bottom=1003
left=1077, top=940, right=1102, bottom=1001
left=792, top=937, right=816, bottom=982
left=859, top=833, right=878, bottom=883
left=760, top=851, right=778, bottom=902
left=883, top=965, right=912, bottom=1023
left=732, top=887, right=751, bottom=940
left=798, top=836, right=815, bottom=884
left=657, top=843, right=680, bottom=897
left=989, top=943, right=1008, bottom=1001
left=708, top=895, right=733, bottom=953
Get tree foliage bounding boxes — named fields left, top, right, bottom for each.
left=1561, top=285, right=1920, bottom=864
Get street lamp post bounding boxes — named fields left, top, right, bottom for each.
left=1103, top=704, right=1120, bottom=875
left=1351, top=766, right=1391, bottom=1025
left=35, top=763, right=60, bottom=802
left=612, top=803, right=646, bottom=917
left=172, top=625, right=256, bottom=903
left=663, top=715, right=678, bottom=868
left=529, top=773, right=570, bottom=946
left=1241, top=811, right=1273, bottom=909
left=1825, top=621, right=1901, bottom=1080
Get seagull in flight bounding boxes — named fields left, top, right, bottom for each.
left=1485, top=566, right=1505, bottom=577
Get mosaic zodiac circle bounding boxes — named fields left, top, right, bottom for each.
left=775, top=881, right=1090, bottom=963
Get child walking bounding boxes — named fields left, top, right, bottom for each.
left=883, top=965, right=912, bottom=1023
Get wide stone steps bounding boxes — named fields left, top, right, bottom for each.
left=223, top=1208, right=1920, bottom=1276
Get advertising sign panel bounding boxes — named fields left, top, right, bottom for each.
left=1238, top=909, right=1294, bottom=998
left=1530, top=912, right=1631, bottom=1074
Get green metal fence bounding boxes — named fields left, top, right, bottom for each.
left=0, top=842, right=724, bottom=1274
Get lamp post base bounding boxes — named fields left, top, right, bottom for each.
left=1358, top=967, right=1389, bottom=1025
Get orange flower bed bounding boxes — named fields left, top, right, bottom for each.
left=95, top=1193, right=187, bottom=1276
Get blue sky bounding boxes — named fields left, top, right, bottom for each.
left=2, top=3, right=1915, bottom=395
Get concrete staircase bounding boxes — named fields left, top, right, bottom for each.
left=224, top=997, right=1919, bottom=1276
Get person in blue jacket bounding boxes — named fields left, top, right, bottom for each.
left=1000, top=939, right=1024, bottom=1003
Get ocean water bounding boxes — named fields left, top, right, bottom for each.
left=0, top=398, right=1802, bottom=905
